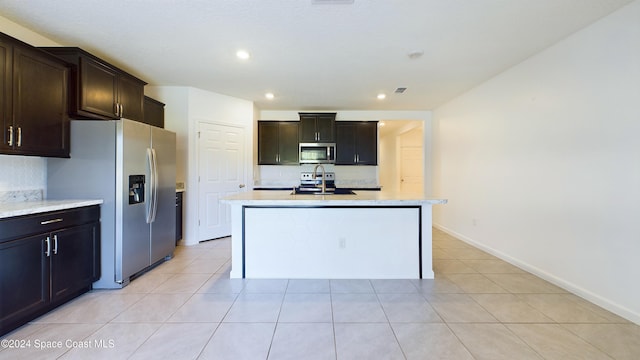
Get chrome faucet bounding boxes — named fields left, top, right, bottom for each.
left=312, top=164, right=326, bottom=193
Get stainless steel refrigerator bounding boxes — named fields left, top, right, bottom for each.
left=47, top=119, right=176, bottom=289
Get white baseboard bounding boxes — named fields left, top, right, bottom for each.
left=433, top=223, right=640, bottom=326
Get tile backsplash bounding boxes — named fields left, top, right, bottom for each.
left=0, top=155, right=46, bottom=200
left=255, top=165, right=379, bottom=188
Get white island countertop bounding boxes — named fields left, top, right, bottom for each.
left=0, top=199, right=104, bottom=219
left=222, top=190, right=447, bottom=206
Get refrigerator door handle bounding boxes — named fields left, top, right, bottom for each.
left=150, top=148, right=159, bottom=223
left=146, top=148, right=154, bottom=224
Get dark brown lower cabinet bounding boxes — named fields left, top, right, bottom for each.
left=0, top=234, right=48, bottom=334
left=0, top=205, right=100, bottom=336
left=176, top=191, right=183, bottom=243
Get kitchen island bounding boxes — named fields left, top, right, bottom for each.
left=222, top=190, right=446, bottom=279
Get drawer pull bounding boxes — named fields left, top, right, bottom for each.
left=41, top=218, right=63, bottom=225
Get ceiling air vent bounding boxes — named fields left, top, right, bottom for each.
left=394, top=87, right=407, bottom=94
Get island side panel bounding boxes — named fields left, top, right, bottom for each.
left=243, top=206, right=421, bottom=279
left=421, top=204, right=435, bottom=279
left=229, top=203, right=244, bottom=278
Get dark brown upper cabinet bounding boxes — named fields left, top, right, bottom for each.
left=335, top=121, right=378, bottom=165
left=40, top=47, right=146, bottom=122
left=1, top=33, right=69, bottom=158
left=143, top=96, right=165, bottom=128
left=258, top=121, right=299, bottom=165
left=299, top=112, right=336, bottom=143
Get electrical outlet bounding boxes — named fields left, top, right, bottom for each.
left=472, top=218, right=478, bottom=226
left=339, top=238, right=346, bottom=249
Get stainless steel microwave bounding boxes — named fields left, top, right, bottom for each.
left=299, top=143, right=336, bottom=164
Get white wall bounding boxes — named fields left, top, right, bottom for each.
left=433, top=1, right=640, bottom=324
left=0, top=16, right=62, bottom=194
left=147, top=86, right=255, bottom=246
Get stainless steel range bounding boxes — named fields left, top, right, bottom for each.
left=298, top=171, right=335, bottom=193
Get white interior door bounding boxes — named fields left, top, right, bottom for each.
left=400, top=146, right=424, bottom=195
left=198, top=122, right=245, bottom=241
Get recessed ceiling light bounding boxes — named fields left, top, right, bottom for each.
left=265, top=92, right=275, bottom=100
left=236, top=50, right=250, bottom=60
left=377, top=93, right=386, bottom=100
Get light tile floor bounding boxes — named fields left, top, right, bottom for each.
left=2, top=228, right=640, bottom=359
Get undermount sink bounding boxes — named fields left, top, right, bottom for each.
left=291, top=187, right=356, bottom=195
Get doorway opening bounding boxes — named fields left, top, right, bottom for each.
left=378, top=120, right=424, bottom=195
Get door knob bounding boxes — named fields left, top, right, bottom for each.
left=239, top=184, right=246, bottom=188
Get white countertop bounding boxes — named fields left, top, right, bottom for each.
left=222, top=190, right=447, bottom=206
left=0, top=199, right=103, bottom=219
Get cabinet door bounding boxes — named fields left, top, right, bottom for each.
left=50, top=223, right=97, bottom=304
left=0, top=36, right=11, bottom=153
left=0, top=234, right=49, bottom=334
left=298, top=115, right=317, bottom=142
left=175, top=192, right=183, bottom=242
left=316, top=114, right=335, bottom=142
left=79, top=56, right=118, bottom=119
left=278, top=122, right=299, bottom=164
left=336, top=122, right=378, bottom=165
left=144, top=96, right=165, bottom=128
left=355, top=122, right=378, bottom=165
left=299, top=114, right=336, bottom=142
left=13, top=45, right=69, bottom=157
left=118, top=74, right=145, bottom=122
left=258, top=122, right=279, bottom=164
left=336, top=122, right=356, bottom=165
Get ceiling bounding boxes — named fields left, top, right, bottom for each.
left=0, top=0, right=633, bottom=111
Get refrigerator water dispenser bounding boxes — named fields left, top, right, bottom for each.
left=129, top=175, right=145, bottom=204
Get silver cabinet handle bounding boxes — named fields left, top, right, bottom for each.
left=40, top=218, right=63, bottom=225
left=45, top=236, right=51, bottom=257
left=120, top=103, right=124, bottom=118
left=17, top=127, right=22, bottom=147
left=53, top=234, right=58, bottom=255
left=7, top=126, right=13, bottom=146
left=115, top=103, right=123, bottom=117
